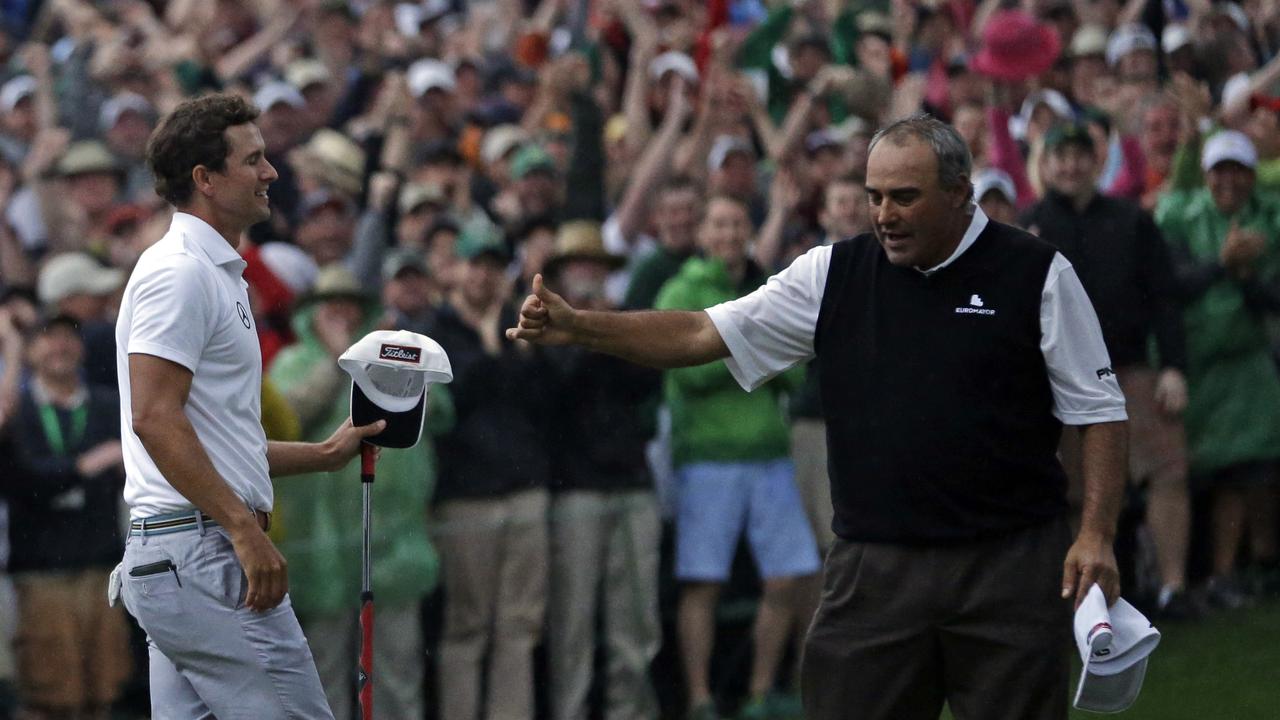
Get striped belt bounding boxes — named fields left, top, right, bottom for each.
left=129, top=509, right=270, bottom=537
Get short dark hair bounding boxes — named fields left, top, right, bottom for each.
left=146, top=93, right=260, bottom=206
left=869, top=112, right=973, bottom=201
left=824, top=172, right=867, bottom=202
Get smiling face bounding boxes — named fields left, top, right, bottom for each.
left=28, top=324, right=83, bottom=383
left=865, top=135, right=971, bottom=269
left=204, top=123, right=277, bottom=233
left=1207, top=161, right=1255, bottom=216
left=1045, top=142, right=1099, bottom=201
left=697, top=196, right=752, bottom=268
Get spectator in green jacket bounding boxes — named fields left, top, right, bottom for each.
left=654, top=195, right=819, bottom=720
left=269, top=266, right=454, bottom=720
left=1155, top=131, right=1280, bottom=608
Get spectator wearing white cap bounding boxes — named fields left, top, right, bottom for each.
left=0, top=75, right=37, bottom=165
left=972, top=167, right=1019, bottom=225
left=473, top=124, right=528, bottom=214
left=1068, top=25, right=1110, bottom=107
left=1155, top=130, right=1280, bottom=609
left=37, top=252, right=125, bottom=387
left=407, top=58, right=458, bottom=144
left=707, top=135, right=765, bottom=226
left=646, top=50, right=698, bottom=123
left=1161, top=24, right=1195, bottom=76
left=1106, top=23, right=1158, bottom=90
left=100, top=91, right=156, bottom=201
left=285, top=58, right=338, bottom=136
left=251, top=81, right=311, bottom=227
left=253, top=81, right=308, bottom=158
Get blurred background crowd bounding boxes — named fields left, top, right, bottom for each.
left=0, top=0, right=1278, bottom=718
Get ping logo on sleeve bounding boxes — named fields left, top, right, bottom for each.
left=379, top=344, right=422, bottom=363
left=1096, top=366, right=1116, bottom=379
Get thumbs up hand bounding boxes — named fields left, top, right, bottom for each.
left=505, top=274, right=580, bottom=346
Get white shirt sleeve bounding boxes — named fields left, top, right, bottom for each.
left=1040, top=253, right=1128, bottom=425
left=127, top=255, right=215, bottom=372
left=704, top=244, right=832, bottom=391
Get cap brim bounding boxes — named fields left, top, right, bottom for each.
left=1074, top=657, right=1148, bottom=713
left=351, top=383, right=426, bottom=449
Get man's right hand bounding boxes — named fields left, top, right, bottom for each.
left=506, top=274, right=579, bottom=345
left=228, top=522, right=288, bottom=612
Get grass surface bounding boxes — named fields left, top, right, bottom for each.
left=941, top=599, right=1280, bottom=719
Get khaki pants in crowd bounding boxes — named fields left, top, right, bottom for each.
left=14, top=568, right=130, bottom=713
left=303, top=602, right=423, bottom=720
left=435, top=488, right=549, bottom=720
left=548, top=489, right=661, bottom=720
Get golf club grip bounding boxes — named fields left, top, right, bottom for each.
left=361, top=442, right=376, bottom=480
left=359, top=592, right=373, bottom=719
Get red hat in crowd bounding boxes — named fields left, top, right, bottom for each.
left=972, top=9, right=1062, bottom=82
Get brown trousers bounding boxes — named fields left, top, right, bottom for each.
left=800, top=519, right=1072, bottom=720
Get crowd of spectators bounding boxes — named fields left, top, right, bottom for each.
left=0, top=0, right=1278, bottom=718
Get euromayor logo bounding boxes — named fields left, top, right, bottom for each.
left=955, top=294, right=996, bottom=316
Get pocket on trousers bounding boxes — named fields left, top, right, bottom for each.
left=125, top=557, right=181, bottom=599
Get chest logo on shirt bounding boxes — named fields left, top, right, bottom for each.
left=236, top=302, right=252, bottom=329
left=955, top=294, right=996, bottom=316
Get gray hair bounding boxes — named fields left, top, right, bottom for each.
left=868, top=113, right=974, bottom=201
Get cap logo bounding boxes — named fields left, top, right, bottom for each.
left=379, top=344, right=421, bottom=363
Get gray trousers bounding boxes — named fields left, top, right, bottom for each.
left=548, top=490, right=661, bottom=720
left=304, top=602, right=424, bottom=720
left=120, top=526, right=333, bottom=720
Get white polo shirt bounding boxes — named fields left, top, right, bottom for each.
left=116, top=212, right=271, bottom=518
left=705, top=208, right=1128, bottom=425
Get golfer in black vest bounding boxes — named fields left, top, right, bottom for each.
left=508, top=114, right=1128, bottom=720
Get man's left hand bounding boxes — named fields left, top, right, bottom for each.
left=1062, top=532, right=1120, bottom=609
left=322, top=418, right=387, bottom=470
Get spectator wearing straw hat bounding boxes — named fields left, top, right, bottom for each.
left=541, top=220, right=663, bottom=720
left=286, top=128, right=366, bottom=222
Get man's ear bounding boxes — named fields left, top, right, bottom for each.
left=191, top=165, right=213, bottom=198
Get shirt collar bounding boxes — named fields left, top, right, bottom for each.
left=917, top=206, right=989, bottom=276
left=170, top=212, right=247, bottom=271
left=31, top=378, right=87, bottom=409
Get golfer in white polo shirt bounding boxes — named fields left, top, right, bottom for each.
left=115, top=93, right=383, bottom=718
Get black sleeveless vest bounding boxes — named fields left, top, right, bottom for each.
left=815, top=221, right=1068, bottom=543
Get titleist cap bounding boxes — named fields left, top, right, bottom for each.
left=338, top=330, right=452, bottom=448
